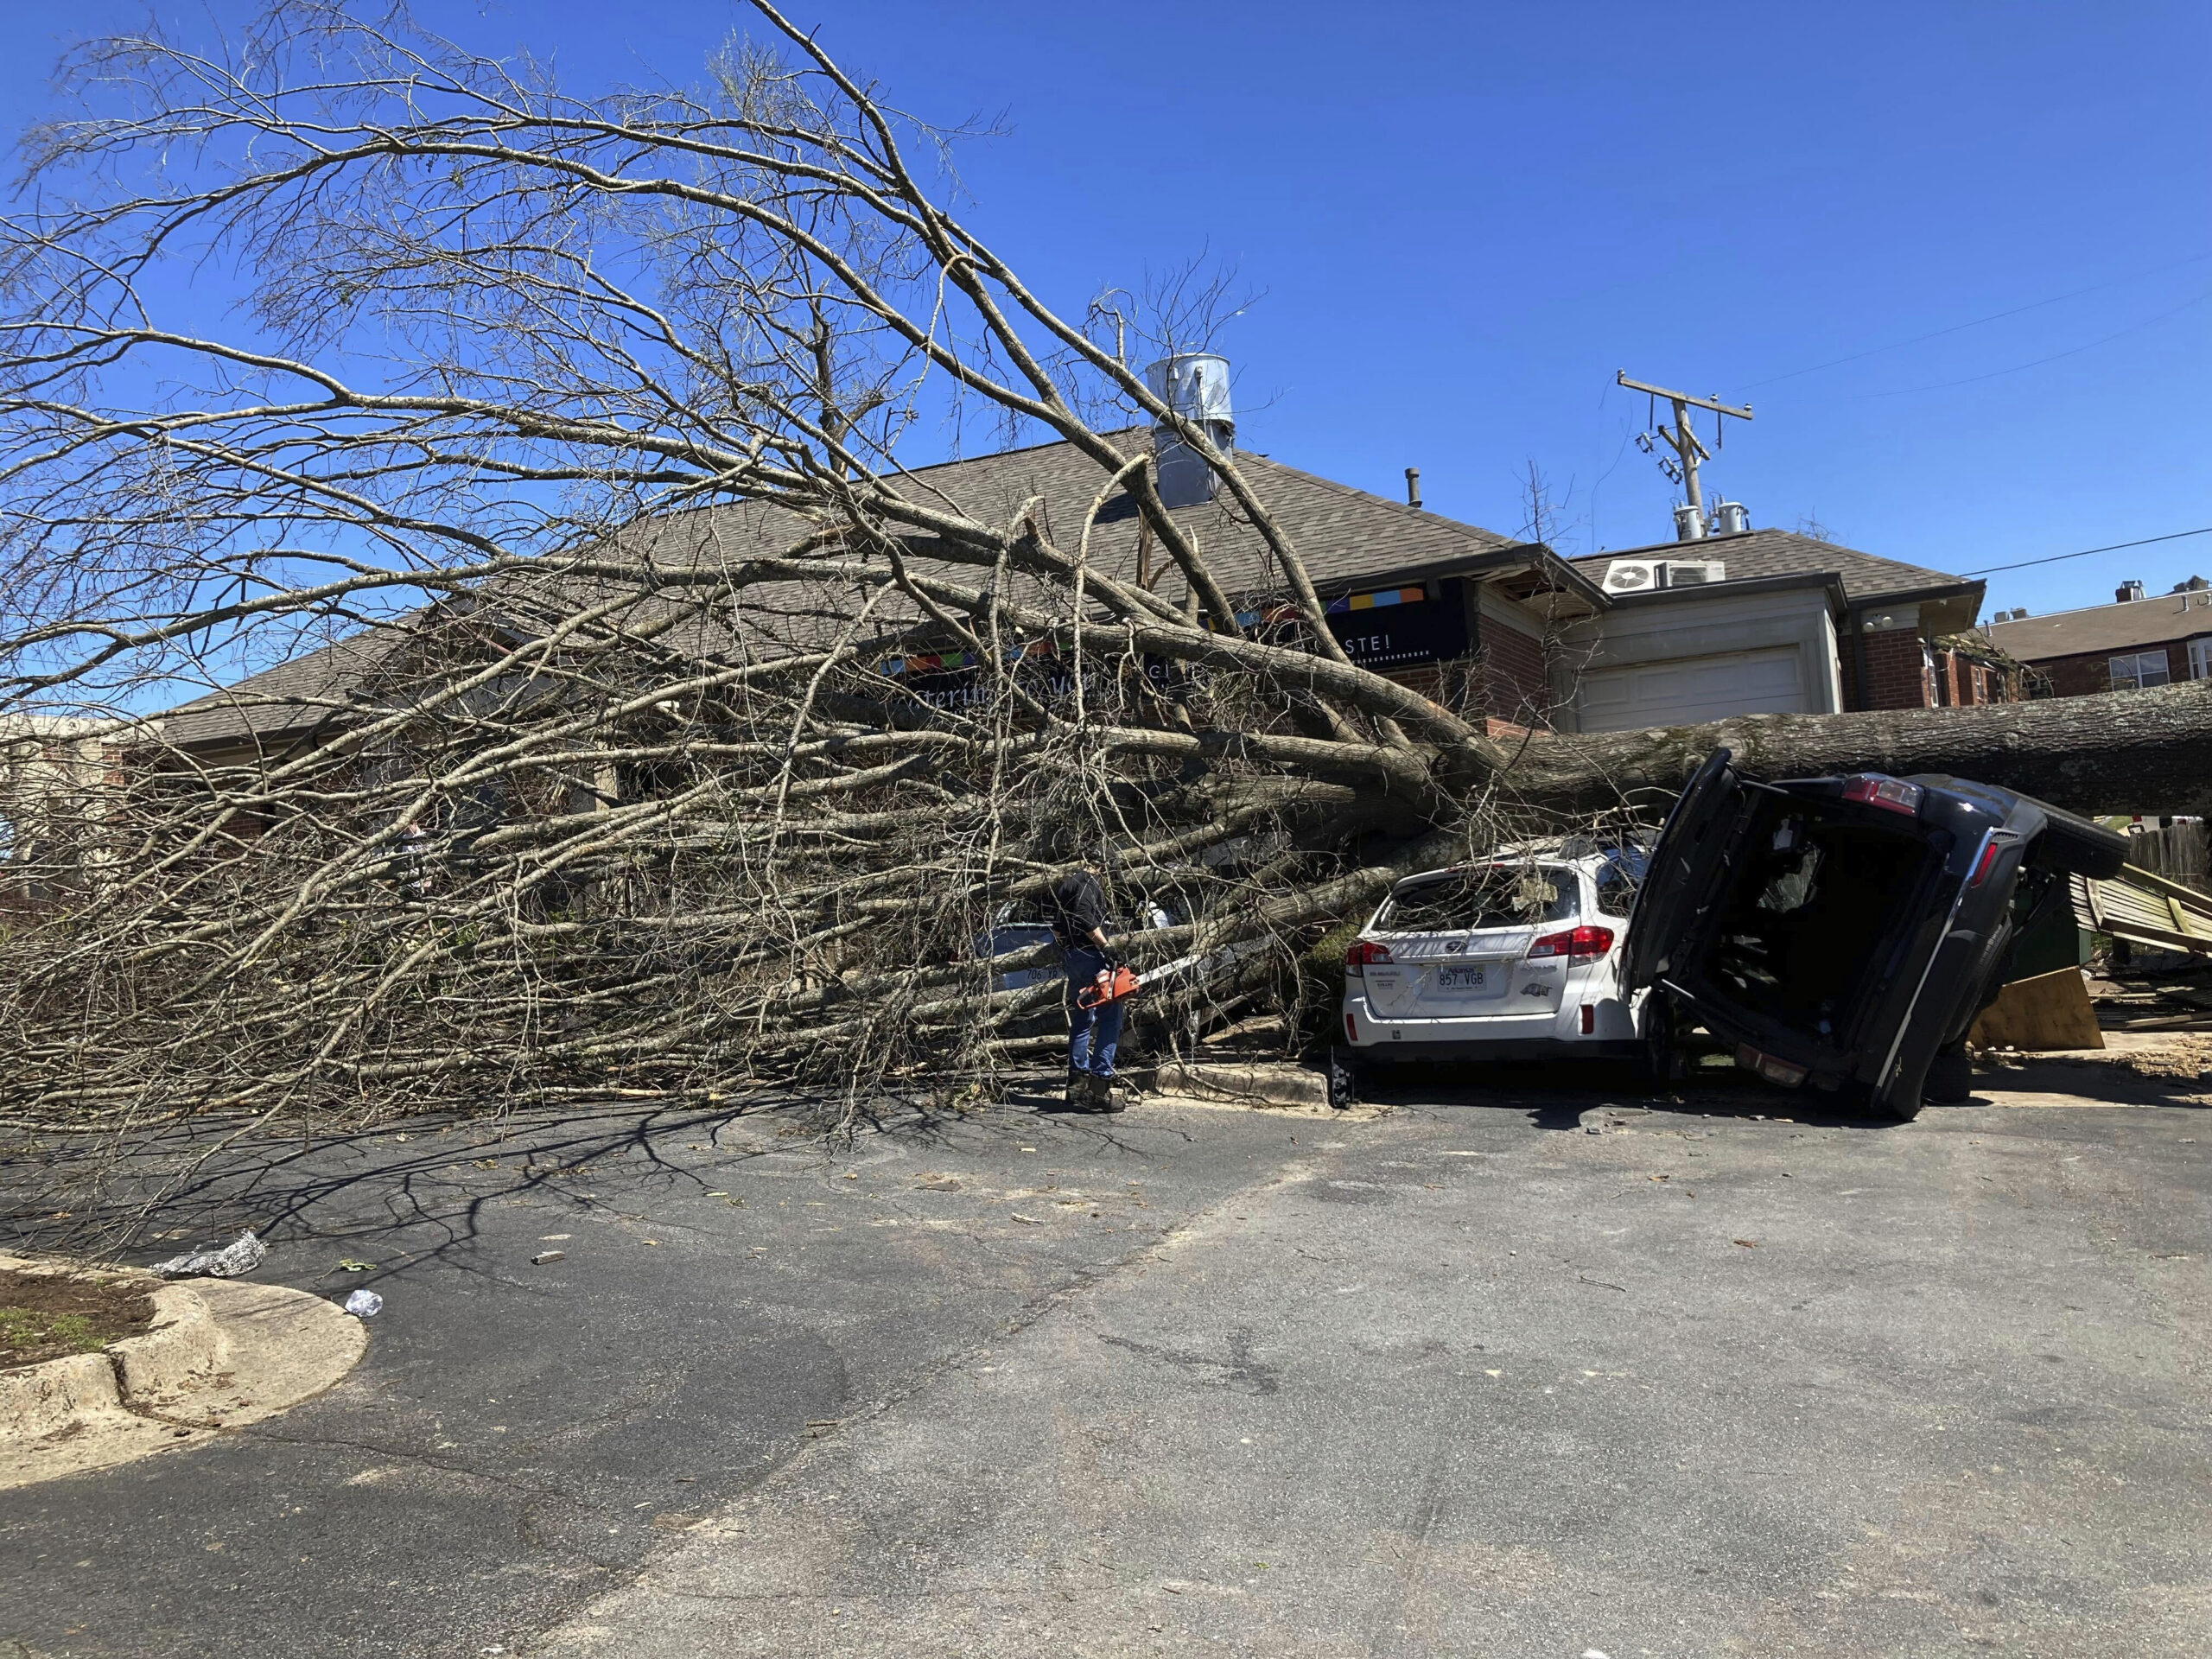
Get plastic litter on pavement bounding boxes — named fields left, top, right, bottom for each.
left=153, top=1229, right=268, bottom=1279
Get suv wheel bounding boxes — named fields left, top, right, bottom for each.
left=1637, top=997, right=1681, bottom=1095
left=1326, top=1046, right=1361, bottom=1111
left=1923, top=1045, right=1975, bottom=1104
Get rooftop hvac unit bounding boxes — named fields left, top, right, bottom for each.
left=1602, top=558, right=1730, bottom=594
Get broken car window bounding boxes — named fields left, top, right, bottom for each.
left=1592, top=847, right=1649, bottom=916
left=1379, top=866, right=1577, bottom=933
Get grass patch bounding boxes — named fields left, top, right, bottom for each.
left=0, top=1268, right=156, bottom=1370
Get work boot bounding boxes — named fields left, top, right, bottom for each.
left=1088, top=1072, right=1128, bottom=1113
left=1065, top=1067, right=1090, bottom=1109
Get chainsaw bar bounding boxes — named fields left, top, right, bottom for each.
left=1074, top=942, right=1255, bottom=1010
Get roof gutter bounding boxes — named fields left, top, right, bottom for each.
left=1298, top=541, right=1611, bottom=613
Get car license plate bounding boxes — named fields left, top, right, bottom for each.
left=1436, top=965, right=1488, bottom=990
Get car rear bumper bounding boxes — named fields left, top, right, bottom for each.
left=1340, top=990, right=1638, bottom=1049
left=1351, top=1038, right=1644, bottom=1065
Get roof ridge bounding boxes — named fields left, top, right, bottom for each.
left=1987, top=591, right=2197, bottom=625
left=1232, top=450, right=1511, bottom=546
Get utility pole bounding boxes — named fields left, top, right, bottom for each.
left=1618, top=372, right=1752, bottom=538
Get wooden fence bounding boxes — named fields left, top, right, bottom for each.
left=2123, top=822, right=2209, bottom=895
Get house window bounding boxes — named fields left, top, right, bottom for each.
left=2109, top=650, right=2172, bottom=690
left=2190, top=638, right=2212, bottom=681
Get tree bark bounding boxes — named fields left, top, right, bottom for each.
left=1502, top=681, right=2212, bottom=820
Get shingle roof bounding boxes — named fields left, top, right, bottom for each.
left=1568, top=527, right=1973, bottom=607
left=1986, top=589, right=2212, bottom=660
left=156, top=626, right=417, bottom=753
left=156, top=431, right=1538, bottom=752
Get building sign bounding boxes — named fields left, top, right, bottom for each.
left=878, top=639, right=1175, bottom=713
left=1229, top=580, right=1469, bottom=671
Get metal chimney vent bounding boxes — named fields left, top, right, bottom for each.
left=1145, top=353, right=1234, bottom=509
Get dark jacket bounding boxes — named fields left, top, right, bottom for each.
left=1046, top=870, right=1109, bottom=948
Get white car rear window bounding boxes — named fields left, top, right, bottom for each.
left=1379, top=866, right=1578, bottom=932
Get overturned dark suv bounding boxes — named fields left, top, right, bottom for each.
left=1626, top=748, right=2130, bottom=1121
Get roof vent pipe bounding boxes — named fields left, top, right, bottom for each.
left=1673, top=503, right=1707, bottom=542
left=1405, top=467, right=1422, bottom=510
left=1145, top=353, right=1234, bottom=509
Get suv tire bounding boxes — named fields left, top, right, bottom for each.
left=1637, top=996, right=1682, bottom=1096
left=1326, top=1046, right=1361, bottom=1111
left=1923, top=1045, right=1975, bottom=1103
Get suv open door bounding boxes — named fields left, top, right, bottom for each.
left=1619, top=747, right=1745, bottom=1002
left=1624, top=747, right=2127, bottom=1121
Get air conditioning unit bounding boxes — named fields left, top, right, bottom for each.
left=1600, top=558, right=1728, bottom=594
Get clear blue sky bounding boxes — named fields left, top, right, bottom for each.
left=3, top=1, right=2206, bottom=623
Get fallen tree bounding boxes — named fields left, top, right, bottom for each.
left=1512, top=682, right=2212, bottom=820
left=0, top=3, right=2202, bottom=1130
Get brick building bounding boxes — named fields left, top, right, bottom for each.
left=1984, top=579, right=2212, bottom=698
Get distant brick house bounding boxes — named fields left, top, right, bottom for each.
left=1984, top=579, right=2212, bottom=698
left=0, top=715, right=126, bottom=914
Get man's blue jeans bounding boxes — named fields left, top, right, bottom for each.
left=1065, top=946, right=1123, bottom=1078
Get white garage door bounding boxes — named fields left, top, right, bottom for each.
left=1577, top=647, right=1807, bottom=732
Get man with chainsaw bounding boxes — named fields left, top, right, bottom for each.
left=1047, top=854, right=1129, bottom=1112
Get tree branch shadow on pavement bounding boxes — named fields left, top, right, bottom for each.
left=0, top=1093, right=931, bottom=1281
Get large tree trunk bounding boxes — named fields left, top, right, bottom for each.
left=1507, top=682, right=2212, bottom=819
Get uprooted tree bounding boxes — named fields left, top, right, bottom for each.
left=1, top=3, right=2205, bottom=1130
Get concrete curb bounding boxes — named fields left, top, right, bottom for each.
left=1126, top=1058, right=1396, bottom=1120
left=0, top=1257, right=224, bottom=1440
left=1139, top=1058, right=1333, bottom=1109
left=113, top=1282, right=227, bottom=1402
left=1, top=1256, right=367, bottom=1490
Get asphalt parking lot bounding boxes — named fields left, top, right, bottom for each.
left=3, top=1062, right=2209, bottom=1658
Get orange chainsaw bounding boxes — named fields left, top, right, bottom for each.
left=1075, top=950, right=1207, bottom=1011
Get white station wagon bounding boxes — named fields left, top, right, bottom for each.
left=1334, top=849, right=1646, bottom=1097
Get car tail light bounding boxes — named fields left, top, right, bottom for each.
left=1527, top=925, right=1615, bottom=963
left=1736, top=1043, right=1809, bottom=1088
left=1967, top=835, right=2002, bottom=887
left=1344, top=940, right=1393, bottom=977
left=1580, top=1004, right=1595, bottom=1035
left=1842, top=774, right=1924, bottom=816
left=1344, top=1011, right=1359, bottom=1042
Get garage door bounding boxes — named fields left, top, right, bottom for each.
left=1576, top=647, right=1807, bottom=732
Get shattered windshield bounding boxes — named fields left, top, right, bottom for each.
left=1378, top=865, right=1578, bottom=933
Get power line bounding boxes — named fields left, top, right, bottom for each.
left=1963, top=525, right=2212, bottom=577
left=1743, top=249, right=2212, bottom=391
left=1858, top=286, right=2212, bottom=400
